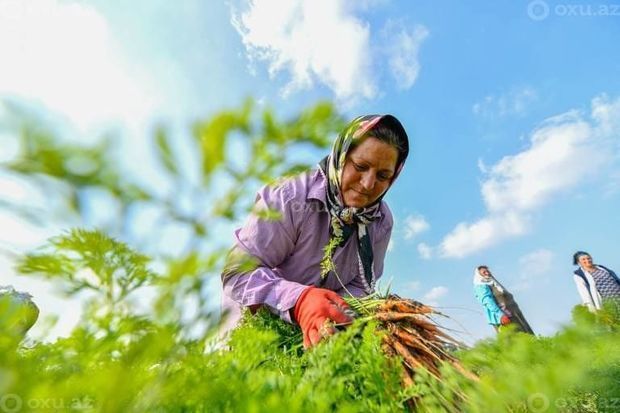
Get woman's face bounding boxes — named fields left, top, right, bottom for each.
left=340, top=137, right=398, bottom=208
left=578, top=254, right=593, bottom=268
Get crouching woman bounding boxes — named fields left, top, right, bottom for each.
left=221, top=115, right=409, bottom=348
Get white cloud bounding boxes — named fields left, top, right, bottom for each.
left=351, top=0, right=390, bottom=11
left=232, top=0, right=375, bottom=100
left=422, top=285, right=448, bottom=306
left=417, top=242, right=433, bottom=260
left=383, top=20, right=428, bottom=90
left=473, top=86, right=538, bottom=118
left=404, top=214, right=429, bottom=240
left=439, top=95, right=620, bottom=258
left=512, top=248, right=554, bottom=292
left=481, top=116, right=605, bottom=212
left=0, top=0, right=160, bottom=131
left=232, top=1, right=428, bottom=102
left=439, top=212, right=530, bottom=259
left=387, top=239, right=395, bottom=252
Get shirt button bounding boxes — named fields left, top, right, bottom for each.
left=276, top=304, right=282, bottom=310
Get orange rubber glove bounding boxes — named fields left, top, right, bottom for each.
left=500, top=314, right=511, bottom=325
left=293, top=287, right=353, bottom=348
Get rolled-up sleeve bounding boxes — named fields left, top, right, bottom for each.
left=222, top=182, right=308, bottom=323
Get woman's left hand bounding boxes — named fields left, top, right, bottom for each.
left=500, top=314, right=512, bottom=325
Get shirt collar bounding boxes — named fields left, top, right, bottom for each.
left=307, top=168, right=327, bottom=205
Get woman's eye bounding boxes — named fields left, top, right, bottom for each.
left=353, top=163, right=366, bottom=172
left=378, top=174, right=391, bottom=181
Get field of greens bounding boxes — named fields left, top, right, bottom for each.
left=1, top=101, right=619, bottom=412
left=3, top=261, right=620, bottom=412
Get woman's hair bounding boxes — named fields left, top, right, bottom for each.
left=360, top=124, right=408, bottom=167
left=369, top=125, right=405, bottom=150
left=572, top=251, right=590, bottom=265
left=477, top=265, right=489, bottom=271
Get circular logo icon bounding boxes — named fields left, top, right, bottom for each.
left=528, top=0, right=550, bottom=21
left=0, top=394, right=23, bottom=413
left=528, top=393, right=550, bottom=412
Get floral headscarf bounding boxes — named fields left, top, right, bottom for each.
left=318, top=114, right=409, bottom=293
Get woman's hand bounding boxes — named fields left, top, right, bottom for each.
left=293, top=287, right=353, bottom=348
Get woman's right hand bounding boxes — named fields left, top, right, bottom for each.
left=293, top=287, right=353, bottom=348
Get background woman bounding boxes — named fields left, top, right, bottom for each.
left=473, top=265, right=534, bottom=334
left=221, top=115, right=409, bottom=347
left=572, top=251, right=620, bottom=312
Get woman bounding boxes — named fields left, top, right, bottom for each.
left=572, top=251, right=620, bottom=312
left=473, top=266, right=534, bottom=334
left=221, top=115, right=409, bottom=348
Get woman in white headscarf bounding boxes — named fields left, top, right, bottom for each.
left=473, top=265, right=534, bottom=334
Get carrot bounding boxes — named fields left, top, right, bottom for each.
left=384, top=335, right=423, bottom=370
left=391, top=326, right=444, bottom=363
left=401, top=366, right=415, bottom=388
left=381, top=341, right=396, bottom=358
left=386, top=335, right=444, bottom=379
left=379, top=299, right=433, bottom=315
left=375, top=312, right=424, bottom=323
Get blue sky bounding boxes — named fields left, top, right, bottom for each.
left=1, top=0, right=619, bottom=343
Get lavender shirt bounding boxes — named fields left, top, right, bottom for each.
left=220, top=168, right=393, bottom=331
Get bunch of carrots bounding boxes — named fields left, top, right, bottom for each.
left=344, top=294, right=478, bottom=406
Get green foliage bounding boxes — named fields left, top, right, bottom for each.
left=154, top=125, right=179, bottom=177
left=3, top=289, right=619, bottom=412
left=1, top=98, right=343, bottom=233
left=0, top=289, right=39, bottom=349
left=320, top=232, right=342, bottom=280
left=414, top=305, right=620, bottom=413
left=2, top=227, right=620, bottom=411
left=18, top=229, right=156, bottom=301
left=1, top=299, right=404, bottom=412
left=193, top=99, right=252, bottom=180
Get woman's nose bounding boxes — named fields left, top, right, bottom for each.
left=360, top=172, right=375, bottom=190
